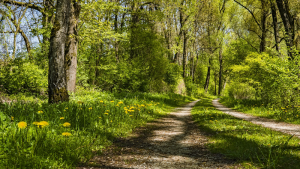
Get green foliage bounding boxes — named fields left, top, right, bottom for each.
left=0, top=59, right=47, bottom=94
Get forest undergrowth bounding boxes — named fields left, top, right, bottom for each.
left=0, top=88, right=194, bottom=168
left=192, top=97, right=300, bottom=169
left=220, top=97, right=300, bottom=125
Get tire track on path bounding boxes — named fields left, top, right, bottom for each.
left=213, top=99, right=300, bottom=138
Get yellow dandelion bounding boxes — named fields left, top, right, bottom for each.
left=33, top=122, right=39, bottom=125
left=37, top=111, right=43, bottom=114
left=110, top=101, right=114, bottom=103
left=118, top=101, right=123, bottom=104
left=129, top=115, right=133, bottom=117
left=100, top=100, right=103, bottom=103
left=99, top=117, right=101, bottom=119
left=11, top=116, right=14, bottom=121
left=104, top=113, right=109, bottom=115
left=38, top=121, right=49, bottom=128
left=17, top=121, right=27, bottom=129
left=60, top=117, right=64, bottom=120
left=65, top=107, right=68, bottom=109
left=110, top=120, right=112, bottom=122
left=63, top=122, right=71, bottom=127
left=62, top=132, right=72, bottom=137
left=89, top=107, right=92, bottom=110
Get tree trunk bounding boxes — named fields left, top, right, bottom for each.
left=270, top=0, right=280, bottom=53
left=276, top=0, right=295, bottom=59
left=218, top=46, right=223, bottom=96
left=65, top=0, right=81, bottom=93
left=182, top=30, right=187, bottom=78
left=48, top=0, right=71, bottom=103
left=204, top=57, right=211, bottom=92
left=260, top=0, right=267, bottom=53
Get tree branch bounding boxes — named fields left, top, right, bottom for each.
left=1, top=0, right=44, bottom=14
left=233, top=0, right=262, bottom=30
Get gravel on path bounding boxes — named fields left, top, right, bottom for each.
left=77, top=100, right=239, bottom=169
left=213, top=99, right=300, bottom=138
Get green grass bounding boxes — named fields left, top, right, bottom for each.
left=191, top=97, right=300, bottom=169
left=0, top=88, right=195, bottom=168
left=220, top=97, right=300, bottom=125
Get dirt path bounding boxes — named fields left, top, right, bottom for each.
left=78, top=100, right=239, bottom=169
left=213, top=99, right=300, bottom=139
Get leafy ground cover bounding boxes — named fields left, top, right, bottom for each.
left=0, top=88, right=194, bottom=168
left=191, top=97, right=300, bottom=169
left=220, top=97, right=300, bottom=125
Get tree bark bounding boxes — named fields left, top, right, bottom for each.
left=182, top=30, right=187, bottom=78
left=276, top=0, right=295, bottom=59
left=204, top=57, right=211, bottom=92
left=48, top=0, right=71, bottom=103
left=270, top=0, right=280, bottom=53
left=65, top=0, right=81, bottom=93
left=260, top=0, right=268, bottom=53
left=218, top=46, right=223, bottom=95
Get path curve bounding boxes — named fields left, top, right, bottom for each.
left=213, top=99, right=300, bottom=138
left=78, top=100, right=238, bottom=169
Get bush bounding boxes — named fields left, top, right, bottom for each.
left=0, top=59, right=47, bottom=94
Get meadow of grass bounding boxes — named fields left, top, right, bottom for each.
left=0, top=87, right=194, bottom=168
left=220, top=97, right=300, bottom=125
left=191, top=97, right=300, bottom=169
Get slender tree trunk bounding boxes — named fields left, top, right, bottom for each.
left=276, top=0, right=295, bottom=59
left=182, top=30, right=187, bottom=78
left=48, top=0, right=71, bottom=103
left=218, top=46, right=223, bottom=96
left=65, top=0, right=81, bottom=93
left=260, top=0, right=267, bottom=53
left=270, top=0, right=280, bottom=53
left=204, top=57, right=211, bottom=92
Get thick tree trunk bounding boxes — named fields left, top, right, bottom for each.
left=276, top=0, right=295, bottom=59
left=270, top=0, right=280, bottom=53
left=218, top=46, right=223, bottom=96
left=48, top=0, right=71, bottom=103
left=65, top=0, right=81, bottom=93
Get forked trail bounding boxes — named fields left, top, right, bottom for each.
left=78, top=100, right=238, bottom=169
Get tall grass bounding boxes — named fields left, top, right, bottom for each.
left=0, top=88, right=194, bottom=168
left=192, top=97, right=300, bottom=168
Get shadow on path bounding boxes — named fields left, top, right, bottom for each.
left=77, top=100, right=238, bottom=169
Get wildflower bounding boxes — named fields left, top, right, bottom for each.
left=60, top=117, right=64, bottom=120
left=18, top=121, right=27, bottom=129
left=104, top=113, right=109, bottom=115
left=129, top=115, right=133, bottom=117
left=63, top=122, right=71, bottom=127
left=65, top=107, right=68, bottom=109
left=99, top=117, right=101, bottom=119
left=110, top=101, right=114, bottom=103
left=62, top=132, right=72, bottom=137
left=33, top=122, right=39, bottom=125
left=89, top=107, right=92, bottom=110
left=110, top=120, right=112, bottom=122
left=37, top=111, right=43, bottom=114
left=11, top=116, right=14, bottom=121
left=37, top=121, right=49, bottom=128
left=118, top=101, right=123, bottom=104
left=100, top=100, right=103, bottom=103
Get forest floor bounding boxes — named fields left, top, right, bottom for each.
left=213, top=99, right=300, bottom=139
left=77, top=100, right=241, bottom=169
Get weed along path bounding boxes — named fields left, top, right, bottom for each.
left=213, top=99, right=300, bottom=138
left=78, top=100, right=237, bottom=169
